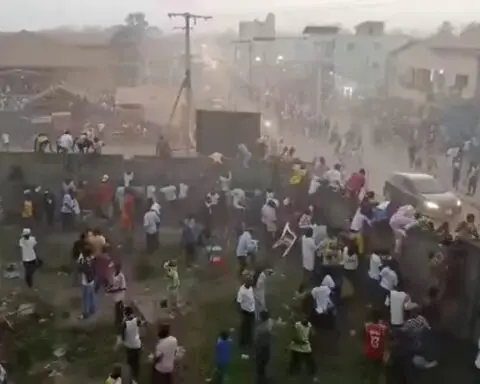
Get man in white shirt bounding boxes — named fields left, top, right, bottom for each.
left=219, top=171, right=232, bottom=193
left=311, top=276, right=334, bottom=315
left=177, top=183, right=188, bottom=200
left=261, top=200, right=277, bottom=244
left=301, top=228, right=318, bottom=282
left=1, top=132, right=9, bottom=151
left=238, top=143, right=252, bottom=168
left=236, top=229, right=257, bottom=275
left=160, top=185, right=177, bottom=202
left=368, top=253, right=382, bottom=281
left=57, top=130, right=74, bottom=153
left=108, top=264, right=127, bottom=327
left=153, top=324, right=178, bottom=382
left=144, top=206, right=161, bottom=254
left=123, top=171, right=134, bottom=187
left=324, top=163, right=343, bottom=190
left=379, top=263, right=398, bottom=303
left=231, top=188, right=246, bottom=210
left=19, top=228, right=37, bottom=288
left=308, top=176, right=321, bottom=196
left=237, top=281, right=255, bottom=349
left=385, top=289, right=410, bottom=327
left=123, top=306, right=142, bottom=380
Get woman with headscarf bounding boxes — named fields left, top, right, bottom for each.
left=389, top=205, right=418, bottom=255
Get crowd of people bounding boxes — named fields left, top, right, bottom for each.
left=9, top=122, right=480, bottom=384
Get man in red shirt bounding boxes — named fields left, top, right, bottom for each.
left=346, top=168, right=366, bottom=199
left=364, top=310, right=388, bottom=383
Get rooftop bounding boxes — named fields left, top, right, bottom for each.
left=302, top=25, right=340, bottom=35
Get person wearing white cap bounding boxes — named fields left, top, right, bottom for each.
left=19, top=228, right=38, bottom=288
left=143, top=204, right=161, bottom=254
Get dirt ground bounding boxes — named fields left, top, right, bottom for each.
left=0, top=220, right=477, bottom=384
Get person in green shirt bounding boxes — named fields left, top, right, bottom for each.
left=288, top=317, right=316, bottom=379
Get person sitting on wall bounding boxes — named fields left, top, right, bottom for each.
left=76, top=132, right=94, bottom=153
left=57, top=130, right=74, bottom=154
left=34, top=133, right=53, bottom=153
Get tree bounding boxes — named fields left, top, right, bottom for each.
left=125, top=12, right=149, bottom=31
left=436, top=21, right=455, bottom=36
left=460, top=22, right=480, bottom=37
left=111, top=12, right=151, bottom=86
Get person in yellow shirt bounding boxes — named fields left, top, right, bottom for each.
left=105, top=364, right=122, bottom=384
left=289, top=164, right=308, bottom=185
left=289, top=318, right=316, bottom=378
left=22, top=190, right=34, bottom=228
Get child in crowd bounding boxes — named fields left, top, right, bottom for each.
left=213, top=330, right=233, bottom=384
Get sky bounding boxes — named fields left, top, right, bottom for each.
left=1, top=0, right=480, bottom=33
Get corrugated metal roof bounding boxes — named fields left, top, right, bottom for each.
left=0, top=31, right=114, bottom=68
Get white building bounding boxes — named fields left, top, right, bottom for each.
left=301, top=22, right=409, bottom=92
left=238, top=13, right=275, bottom=41
left=386, top=36, right=480, bottom=104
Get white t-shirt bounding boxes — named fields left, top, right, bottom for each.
left=231, top=188, right=246, bottom=209
left=236, top=285, right=255, bottom=313
left=324, top=169, right=342, bottom=188
left=350, top=209, right=368, bottom=232
left=146, top=185, right=157, bottom=201
left=123, top=317, right=141, bottom=349
left=19, top=236, right=37, bottom=262
left=380, top=267, right=398, bottom=291
left=342, top=246, right=358, bottom=270
left=160, top=185, right=177, bottom=201
left=154, top=336, right=178, bottom=373
left=123, top=172, right=134, bottom=187
left=368, top=253, right=382, bottom=280
left=261, top=204, right=277, bottom=232
left=58, top=133, right=74, bottom=151
left=178, top=183, right=188, bottom=200
left=2, top=133, right=9, bottom=144
left=308, top=177, right=321, bottom=195
left=111, top=272, right=127, bottom=302
left=311, top=285, right=332, bottom=314
left=301, top=236, right=317, bottom=272
left=219, top=173, right=232, bottom=192
left=386, top=290, right=407, bottom=326
left=321, top=274, right=335, bottom=289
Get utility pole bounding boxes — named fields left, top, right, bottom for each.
left=167, top=12, right=212, bottom=150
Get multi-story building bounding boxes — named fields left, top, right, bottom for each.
left=234, top=20, right=409, bottom=95
left=386, top=36, right=480, bottom=104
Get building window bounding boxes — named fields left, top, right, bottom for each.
left=454, top=74, right=469, bottom=89
left=374, top=42, right=381, bottom=50
left=347, top=43, right=355, bottom=52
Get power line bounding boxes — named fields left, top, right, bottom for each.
left=167, top=12, right=212, bottom=150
